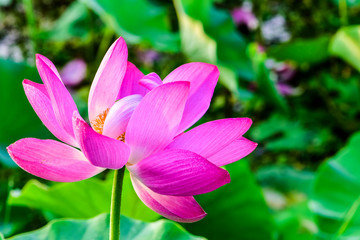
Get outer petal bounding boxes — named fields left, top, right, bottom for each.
left=139, top=72, right=162, bottom=91
left=36, top=54, right=79, bottom=140
left=131, top=175, right=206, bottom=223
left=126, top=82, right=190, bottom=164
left=7, top=138, right=103, bottom=182
left=166, top=118, right=252, bottom=159
left=128, top=149, right=230, bottom=196
left=207, top=137, right=258, bottom=166
left=23, top=80, right=78, bottom=147
left=117, top=62, right=147, bottom=99
left=73, top=113, right=130, bottom=169
left=163, top=63, right=219, bottom=133
left=36, top=54, right=61, bottom=80
left=88, top=37, right=128, bottom=123
left=103, top=94, right=142, bottom=139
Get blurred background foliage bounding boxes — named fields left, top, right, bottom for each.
left=2, top=0, right=360, bottom=239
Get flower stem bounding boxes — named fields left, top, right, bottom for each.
left=339, top=0, right=348, bottom=26
left=22, top=0, right=37, bottom=60
left=110, top=168, right=125, bottom=240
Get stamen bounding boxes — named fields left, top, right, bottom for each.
left=117, top=133, right=126, bottom=142
left=92, top=110, right=126, bottom=142
left=91, top=109, right=109, bottom=134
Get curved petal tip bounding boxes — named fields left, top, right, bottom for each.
left=73, top=112, right=130, bottom=169
left=7, top=138, right=103, bottom=182
left=131, top=175, right=207, bottom=223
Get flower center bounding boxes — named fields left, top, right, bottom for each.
left=91, top=109, right=109, bottom=134
left=117, top=133, right=126, bottom=142
left=92, top=109, right=126, bottom=142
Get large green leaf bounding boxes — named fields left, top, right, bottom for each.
left=0, top=206, right=37, bottom=238
left=174, top=0, right=253, bottom=98
left=274, top=200, right=315, bottom=240
left=0, top=0, right=11, bottom=7
left=330, top=26, right=360, bottom=72
left=0, top=145, right=16, bottom=168
left=0, top=59, right=40, bottom=143
left=257, top=165, right=315, bottom=195
left=0, top=180, right=24, bottom=237
left=120, top=170, right=160, bottom=221
left=250, top=114, right=318, bottom=151
left=80, top=0, right=179, bottom=52
left=267, top=36, right=330, bottom=65
left=9, top=178, right=110, bottom=219
left=9, top=171, right=159, bottom=222
left=175, top=6, right=216, bottom=64
left=0, top=59, right=52, bottom=167
left=8, top=213, right=205, bottom=240
left=183, top=161, right=274, bottom=240
left=257, top=166, right=317, bottom=239
left=0, top=176, right=43, bottom=238
left=311, top=131, right=360, bottom=239
left=42, top=1, right=92, bottom=41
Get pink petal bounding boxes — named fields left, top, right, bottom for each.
left=128, top=149, right=230, bottom=196
left=36, top=54, right=61, bottom=80
left=166, top=118, right=252, bottom=160
left=163, top=63, right=219, bottom=133
left=126, top=82, right=190, bottom=164
left=131, top=175, right=206, bottom=223
left=73, top=113, right=130, bottom=169
left=35, top=54, right=79, bottom=141
left=117, top=62, right=148, bottom=99
left=139, top=72, right=163, bottom=91
left=207, top=137, right=258, bottom=166
left=7, top=138, right=103, bottom=182
left=23, top=80, right=78, bottom=147
left=102, top=94, right=142, bottom=139
left=88, top=37, right=128, bottom=123
left=60, top=59, right=87, bottom=86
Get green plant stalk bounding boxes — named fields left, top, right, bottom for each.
left=335, top=195, right=360, bottom=238
left=339, top=0, right=348, bottom=26
left=3, top=176, right=14, bottom=225
left=95, top=27, right=115, bottom=65
left=23, top=0, right=37, bottom=57
left=110, top=168, right=125, bottom=240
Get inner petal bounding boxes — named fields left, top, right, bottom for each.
left=139, top=72, right=163, bottom=91
left=102, top=94, right=142, bottom=139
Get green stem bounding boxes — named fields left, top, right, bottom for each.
left=335, top=195, right=360, bottom=238
left=109, top=168, right=125, bottom=240
left=4, top=177, right=14, bottom=225
left=23, top=0, right=37, bottom=59
left=339, top=0, right=348, bottom=26
left=95, top=28, right=114, bottom=65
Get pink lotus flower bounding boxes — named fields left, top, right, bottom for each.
left=7, top=37, right=257, bottom=222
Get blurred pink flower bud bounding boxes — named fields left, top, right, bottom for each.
left=231, top=4, right=258, bottom=30
left=60, top=59, right=87, bottom=86
left=265, top=59, right=297, bottom=96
